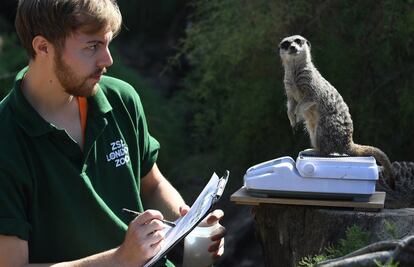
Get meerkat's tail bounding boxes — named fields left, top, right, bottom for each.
left=348, top=143, right=396, bottom=189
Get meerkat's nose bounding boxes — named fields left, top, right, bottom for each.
left=289, top=46, right=297, bottom=53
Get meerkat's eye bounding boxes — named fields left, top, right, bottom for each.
left=294, top=38, right=302, bottom=45
left=280, top=41, right=290, bottom=50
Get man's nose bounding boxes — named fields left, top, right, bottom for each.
left=98, top=47, right=113, bottom=68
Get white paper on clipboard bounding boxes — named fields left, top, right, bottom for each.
left=144, top=171, right=229, bottom=267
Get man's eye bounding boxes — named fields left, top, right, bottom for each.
left=280, top=41, right=290, bottom=50
left=294, top=39, right=302, bottom=45
left=87, top=44, right=98, bottom=51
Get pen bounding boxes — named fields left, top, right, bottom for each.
left=122, top=208, right=176, bottom=227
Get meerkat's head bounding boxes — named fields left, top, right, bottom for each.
left=278, top=35, right=311, bottom=66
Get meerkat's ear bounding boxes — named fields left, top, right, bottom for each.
left=306, top=40, right=311, bottom=49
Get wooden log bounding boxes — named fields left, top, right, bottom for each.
left=318, top=235, right=414, bottom=266
left=253, top=205, right=414, bottom=267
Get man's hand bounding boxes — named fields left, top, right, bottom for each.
left=179, top=206, right=226, bottom=261
left=115, top=210, right=166, bottom=266
left=205, top=209, right=225, bottom=260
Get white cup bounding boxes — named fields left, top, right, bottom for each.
left=183, top=221, right=222, bottom=267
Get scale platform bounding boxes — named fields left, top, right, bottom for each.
left=242, top=150, right=385, bottom=208
left=231, top=187, right=385, bottom=210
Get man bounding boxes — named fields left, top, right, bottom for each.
left=0, top=0, right=225, bottom=266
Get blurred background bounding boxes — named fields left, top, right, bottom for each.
left=0, top=0, right=413, bottom=266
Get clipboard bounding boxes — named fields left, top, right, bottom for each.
left=144, top=170, right=229, bottom=267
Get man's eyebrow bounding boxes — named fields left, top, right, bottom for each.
left=85, top=40, right=105, bottom=44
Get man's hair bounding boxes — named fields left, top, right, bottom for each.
left=15, top=0, right=122, bottom=59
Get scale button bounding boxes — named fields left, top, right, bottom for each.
left=302, top=163, right=316, bottom=176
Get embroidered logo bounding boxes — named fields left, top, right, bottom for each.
left=106, top=139, right=130, bottom=167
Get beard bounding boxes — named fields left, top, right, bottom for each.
left=53, top=52, right=105, bottom=97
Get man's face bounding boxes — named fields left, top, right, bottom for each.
left=53, top=29, right=114, bottom=97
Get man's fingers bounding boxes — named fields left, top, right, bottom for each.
left=206, top=209, right=224, bottom=225
left=127, top=210, right=166, bottom=248
left=141, top=219, right=165, bottom=236
left=210, top=226, right=226, bottom=241
left=148, top=230, right=165, bottom=247
left=179, top=205, right=190, bottom=216
left=132, top=210, right=164, bottom=225
left=208, top=240, right=220, bottom=252
left=150, top=238, right=165, bottom=251
left=210, top=239, right=224, bottom=259
left=212, top=245, right=224, bottom=260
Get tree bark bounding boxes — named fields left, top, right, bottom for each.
left=253, top=205, right=414, bottom=267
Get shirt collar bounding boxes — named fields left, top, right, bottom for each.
left=10, top=67, right=112, bottom=137
left=88, top=81, right=112, bottom=116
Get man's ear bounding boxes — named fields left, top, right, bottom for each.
left=32, top=36, right=51, bottom=57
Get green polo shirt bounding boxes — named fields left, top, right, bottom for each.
left=0, top=67, right=173, bottom=266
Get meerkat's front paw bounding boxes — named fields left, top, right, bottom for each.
left=288, top=112, right=296, bottom=128
left=288, top=114, right=297, bottom=134
left=295, top=114, right=302, bottom=124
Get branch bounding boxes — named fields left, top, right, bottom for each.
left=318, top=251, right=392, bottom=267
left=318, top=235, right=414, bottom=266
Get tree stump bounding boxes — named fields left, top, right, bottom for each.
left=229, top=161, right=414, bottom=266
left=253, top=205, right=414, bottom=267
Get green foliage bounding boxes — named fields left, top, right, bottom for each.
left=330, top=225, right=372, bottom=258
left=175, top=0, right=414, bottom=186
left=298, top=254, right=329, bottom=267
left=374, top=258, right=400, bottom=267
left=384, top=220, right=398, bottom=240
left=177, top=0, right=303, bottom=172
left=0, top=33, right=27, bottom=97
left=116, top=0, right=185, bottom=40
left=298, top=225, right=371, bottom=266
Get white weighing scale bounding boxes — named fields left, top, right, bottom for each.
left=244, top=150, right=379, bottom=201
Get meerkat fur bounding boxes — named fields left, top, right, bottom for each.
left=278, top=35, right=395, bottom=189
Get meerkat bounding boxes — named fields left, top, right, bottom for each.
left=278, top=35, right=395, bottom=189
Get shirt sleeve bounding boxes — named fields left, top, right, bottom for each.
left=141, top=134, right=160, bottom=177
left=0, top=166, right=32, bottom=241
